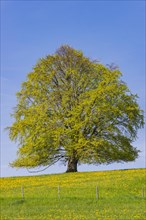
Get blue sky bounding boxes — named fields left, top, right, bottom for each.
left=1, top=1, right=145, bottom=177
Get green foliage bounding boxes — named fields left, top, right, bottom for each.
left=8, top=45, right=144, bottom=170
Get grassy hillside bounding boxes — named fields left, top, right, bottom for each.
left=0, top=169, right=146, bottom=220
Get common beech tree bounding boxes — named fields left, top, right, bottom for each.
left=8, top=45, right=144, bottom=172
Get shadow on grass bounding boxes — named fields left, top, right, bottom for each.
left=10, top=199, right=25, bottom=205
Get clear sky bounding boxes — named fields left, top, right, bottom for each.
left=1, top=0, right=145, bottom=177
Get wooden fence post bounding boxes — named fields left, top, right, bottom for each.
left=21, top=185, right=24, bottom=200
left=96, top=186, right=99, bottom=199
left=58, top=185, right=60, bottom=199
left=142, top=186, right=144, bottom=198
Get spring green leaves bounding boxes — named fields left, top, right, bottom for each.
left=8, top=45, right=144, bottom=171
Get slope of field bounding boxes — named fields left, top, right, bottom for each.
left=0, top=169, right=146, bottom=220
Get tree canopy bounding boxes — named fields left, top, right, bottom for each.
left=8, top=45, right=144, bottom=172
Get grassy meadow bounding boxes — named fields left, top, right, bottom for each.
left=0, top=168, right=146, bottom=220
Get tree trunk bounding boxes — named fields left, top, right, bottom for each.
left=66, top=156, right=78, bottom=172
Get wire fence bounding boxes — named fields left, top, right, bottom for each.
left=1, top=184, right=145, bottom=202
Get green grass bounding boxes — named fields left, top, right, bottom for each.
left=0, top=169, right=146, bottom=219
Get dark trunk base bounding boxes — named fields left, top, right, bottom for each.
left=66, top=157, right=78, bottom=172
